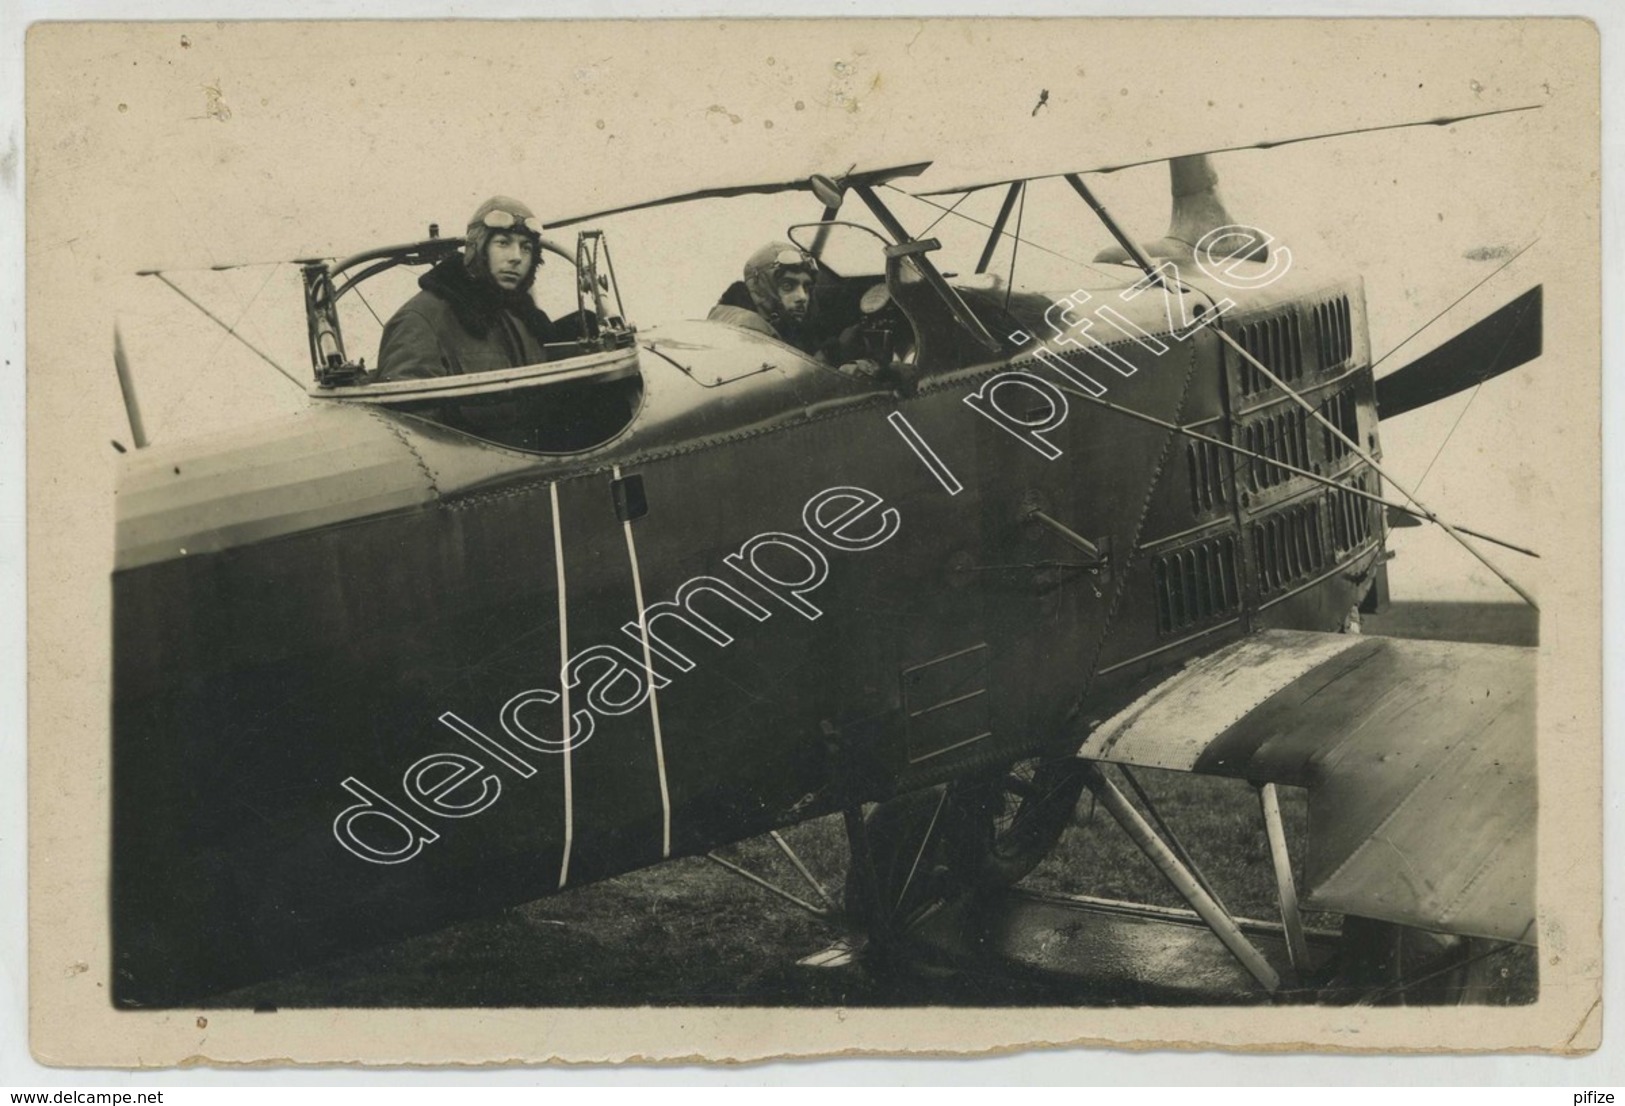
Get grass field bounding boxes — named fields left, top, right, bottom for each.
left=219, top=762, right=1537, bottom=1008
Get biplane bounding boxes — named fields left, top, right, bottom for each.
left=110, top=105, right=1544, bottom=1007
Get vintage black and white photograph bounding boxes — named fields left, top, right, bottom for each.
left=24, top=17, right=1601, bottom=1064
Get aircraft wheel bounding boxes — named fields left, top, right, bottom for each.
left=1319, top=916, right=1507, bottom=1005
left=950, top=756, right=1089, bottom=890
left=842, top=788, right=955, bottom=936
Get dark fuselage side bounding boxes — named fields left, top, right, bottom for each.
left=111, top=271, right=1383, bottom=1006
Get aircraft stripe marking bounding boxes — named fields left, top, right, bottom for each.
left=616, top=464, right=673, bottom=859
left=551, top=482, right=575, bottom=890
left=886, top=411, right=963, bottom=495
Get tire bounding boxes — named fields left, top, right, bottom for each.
left=842, top=788, right=954, bottom=932
left=1320, top=916, right=1509, bottom=1005
left=950, top=756, right=1089, bottom=889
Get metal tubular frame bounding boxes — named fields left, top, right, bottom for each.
left=1118, top=765, right=1234, bottom=919
left=705, top=849, right=833, bottom=920
left=770, top=830, right=837, bottom=911
left=976, top=182, right=1023, bottom=275
left=887, top=789, right=949, bottom=925
left=852, top=183, right=1002, bottom=353
left=1257, top=782, right=1312, bottom=973
left=1079, top=762, right=1282, bottom=993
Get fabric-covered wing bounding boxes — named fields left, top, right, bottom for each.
left=1075, top=630, right=1536, bottom=944
left=911, top=105, right=1538, bottom=196
left=548, top=161, right=931, bottom=229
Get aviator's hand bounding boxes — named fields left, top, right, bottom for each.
left=838, top=358, right=882, bottom=379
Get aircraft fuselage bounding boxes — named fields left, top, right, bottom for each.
left=111, top=259, right=1383, bottom=1005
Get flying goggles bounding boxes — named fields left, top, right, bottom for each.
left=479, top=209, right=544, bottom=235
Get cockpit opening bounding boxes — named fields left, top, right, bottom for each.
left=303, top=223, right=644, bottom=454
left=394, top=372, right=644, bottom=454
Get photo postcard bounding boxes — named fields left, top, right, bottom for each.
left=23, top=16, right=1603, bottom=1065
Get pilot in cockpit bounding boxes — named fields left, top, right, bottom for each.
left=708, top=241, right=880, bottom=377
left=375, top=195, right=559, bottom=382
left=708, top=241, right=823, bottom=354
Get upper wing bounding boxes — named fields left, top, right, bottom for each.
left=911, top=105, right=1540, bottom=197
left=547, top=161, right=932, bottom=229
left=1076, top=629, right=1536, bottom=945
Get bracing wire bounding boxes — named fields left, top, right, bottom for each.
left=353, top=283, right=385, bottom=329
left=1370, top=237, right=1538, bottom=370
left=917, top=189, right=970, bottom=239
left=882, top=183, right=1118, bottom=279
left=1414, top=384, right=1483, bottom=493
left=150, top=269, right=303, bottom=390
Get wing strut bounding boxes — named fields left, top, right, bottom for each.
left=1064, top=174, right=1170, bottom=288
left=1079, top=762, right=1283, bottom=992
left=1063, top=175, right=1540, bottom=606
left=975, top=182, right=1022, bottom=275
left=808, top=205, right=841, bottom=260
left=852, top=184, right=1002, bottom=354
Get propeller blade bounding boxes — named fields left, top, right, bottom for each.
left=1375, top=285, right=1542, bottom=419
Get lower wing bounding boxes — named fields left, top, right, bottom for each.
left=1077, top=628, right=1536, bottom=945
